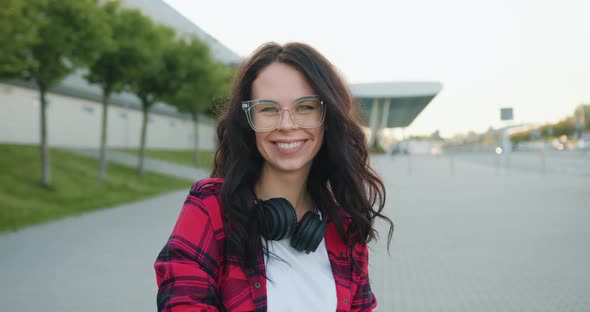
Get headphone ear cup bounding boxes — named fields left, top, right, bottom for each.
left=305, top=217, right=327, bottom=254
left=258, top=198, right=297, bottom=240
left=291, top=211, right=327, bottom=254
left=290, top=212, right=313, bottom=251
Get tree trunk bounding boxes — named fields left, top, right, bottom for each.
left=138, top=101, right=149, bottom=176
left=98, top=90, right=111, bottom=181
left=39, top=83, right=51, bottom=187
left=192, top=112, right=200, bottom=168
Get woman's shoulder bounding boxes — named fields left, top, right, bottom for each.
left=182, top=178, right=225, bottom=230
left=188, top=177, right=224, bottom=199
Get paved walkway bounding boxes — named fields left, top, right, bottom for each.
left=1, top=153, right=589, bottom=311
left=0, top=190, right=185, bottom=312
left=369, top=154, right=590, bottom=311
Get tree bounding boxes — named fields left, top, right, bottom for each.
left=86, top=3, right=154, bottom=181
left=128, top=25, right=189, bottom=175
left=0, top=0, right=111, bottom=187
left=0, top=0, right=40, bottom=76
left=167, top=38, right=234, bottom=167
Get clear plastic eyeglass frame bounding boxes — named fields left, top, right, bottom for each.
left=241, top=95, right=326, bottom=132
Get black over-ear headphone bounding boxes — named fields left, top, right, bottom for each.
left=256, top=198, right=327, bottom=254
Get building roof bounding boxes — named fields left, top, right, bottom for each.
left=351, top=82, right=442, bottom=128
left=350, top=81, right=442, bottom=98
left=120, top=0, right=242, bottom=65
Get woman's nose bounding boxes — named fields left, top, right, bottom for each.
left=277, top=108, right=297, bottom=130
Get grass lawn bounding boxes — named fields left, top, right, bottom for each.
left=115, top=148, right=215, bottom=170
left=0, top=144, right=194, bottom=233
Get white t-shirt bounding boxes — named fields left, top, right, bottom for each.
left=264, top=237, right=337, bottom=312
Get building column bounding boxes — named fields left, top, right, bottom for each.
left=378, top=98, right=391, bottom=147
left=368, top=98, right=380, bottom=147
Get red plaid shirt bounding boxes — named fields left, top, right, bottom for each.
left=155, top=178, right=377, bottom=311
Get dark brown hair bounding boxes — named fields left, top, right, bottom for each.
left=212, top=42, right=393, bottom=273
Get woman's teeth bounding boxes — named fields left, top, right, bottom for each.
left=276, top=141, right=304, bottom=149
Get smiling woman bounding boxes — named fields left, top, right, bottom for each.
left=154, top=42, right=394, bottom=312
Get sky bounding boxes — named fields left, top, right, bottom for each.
left=164, top=0, right=590, bottom=137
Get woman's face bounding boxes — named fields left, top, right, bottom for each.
left=251, top=62, right=325, bottom=176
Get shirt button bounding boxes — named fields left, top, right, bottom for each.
left=339, top=251, right=344, bottom=257
left=343, top=299, right=348, bottom=304
left=254, top=282, right=261, bottom=288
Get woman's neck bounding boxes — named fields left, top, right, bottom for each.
left=255, top=164, right=312, bottom=221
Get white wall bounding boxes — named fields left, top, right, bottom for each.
left=0, top=83, right=216, bottom=150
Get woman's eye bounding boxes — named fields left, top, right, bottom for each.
left=295, top=100, right=319, bottom=111
left=297, top=105, right=314, bottom=111
left=260, top=106, right=279, bottom=113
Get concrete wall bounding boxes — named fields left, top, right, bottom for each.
left=0, top=83, right=216, bottom=150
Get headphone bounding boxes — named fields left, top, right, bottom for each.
left=255, top=197, right=327, bottom=254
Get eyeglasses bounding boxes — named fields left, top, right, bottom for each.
left=241, top=95, right=326, bottom=132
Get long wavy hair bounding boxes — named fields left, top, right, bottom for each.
left=212, top=42, right=393, bottom=273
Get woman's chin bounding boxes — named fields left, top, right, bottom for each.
left=266, top=160, right=311, bottom=175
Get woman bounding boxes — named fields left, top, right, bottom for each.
left=155, top=42, right=393, bottom=312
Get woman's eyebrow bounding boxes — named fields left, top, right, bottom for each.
left=278, top=95, right=320, bottom=102
left=251, top=99, right=279, bottom=104
left=252, top=95, right=318, bottom=104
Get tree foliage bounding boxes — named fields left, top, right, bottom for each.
left=86, top=2, right=149, bottom=94
left=23, top=0, right=111, bottom=86
left=170, top=38, right=235, bottom=116
left=0, top=0, right=42, bottom=77
left=0, top=0, right=112, bottom=186
left=165, top=37, right=235, bottom=166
